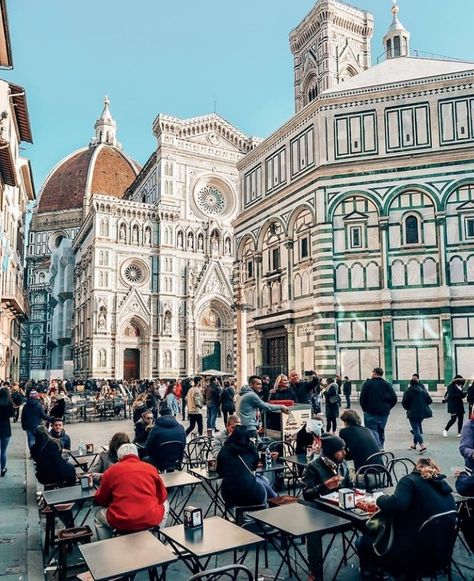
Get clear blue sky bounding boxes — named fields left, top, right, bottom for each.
left=4, top=0, right=474, bottom=191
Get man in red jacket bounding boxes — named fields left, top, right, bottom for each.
left=94, top=443, right=168, bottom=540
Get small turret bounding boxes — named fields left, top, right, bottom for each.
left=383, top=0, right=410, bottom=59
left=91, top=96, right=121, bottom=148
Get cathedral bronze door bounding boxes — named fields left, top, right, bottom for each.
left=202, top=341, right=221, bottom=371
left=124, top=348, right=140, bottom=380
left=260, top=334, right=288, bottom=378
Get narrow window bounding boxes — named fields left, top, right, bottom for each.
left=405, top=216, right=420, bottom=244
left=272, top=248, right=280, bottom=270
left=394, top=36, right=401, bottom=57
left=350, top=226, right=362, bottom=249
left=466, top=217, right=474, bottom=238
left=300, top=237, right=309, bottom=259
left=247, top=260, right=254, bottom=279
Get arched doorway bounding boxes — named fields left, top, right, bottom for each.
left=197, top=301, right=233, bottom=373
left=122, top=321, right=142, bottom=380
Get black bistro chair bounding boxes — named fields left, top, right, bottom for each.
left=355, top=464, right=393, bottom=492
left=387, top=457, right=416, bottom=484
left=187, top=564, right=254, bottom=581
left=366, top=451, right=395, bottom=467
left=155, top=440, right=185, bottom=473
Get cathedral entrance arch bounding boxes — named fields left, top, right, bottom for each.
left=118, top=318, right=149, bottom=380
left=196, top=300, right=232, bottom=374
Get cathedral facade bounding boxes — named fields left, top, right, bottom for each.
left=23, top=100, right=255, bottom=380
left=234, top=0, right=474, bottom=395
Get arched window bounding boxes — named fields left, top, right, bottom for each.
left=394, top=36, right=401, bottom=57
left=405, top=216, right=420, bottom=244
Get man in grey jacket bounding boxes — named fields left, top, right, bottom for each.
left=237, top=376, right=289, bottom=438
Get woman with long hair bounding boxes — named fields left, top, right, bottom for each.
left=269, top=374, right=296, bottom=402
left=90, top=432, right=130, bottom=483
left=356, top=458, right=456, bottom=578
left=30, top=425, right=76, bottom=486
left=216, top=425, right=277, bottom=508
left=0, top=387, right=14, bottom=476
left=164, top=384, right=179, bottom=416
left=322, top=377, right=341, bottom=433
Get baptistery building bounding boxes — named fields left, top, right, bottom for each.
left=234, top=0, right=474, bottom=394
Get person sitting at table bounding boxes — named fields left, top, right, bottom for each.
left=144, top=407, right=186, bottom=471
left=134, top=410, right=154, bottom=446
left=49, top=417, right=71, bottom=450
left=94, top=443, right=168, bottom=540
left=356, top=458, right=456, bottom=579
left=132, top=393, right=149, bottom=423
left=216, top=425, right=277, bottom=509
left=211, top=414, right=241, bottom=457
left=31, top=425, right=76, bottom=487
left=455, top=468, right=474, bottom=496
left=301, top=434, right=351, bottom=500
left=268, top=374, right=296, bottom=402
left=90, top=432, right=130, bottom=483
left=339, top=409, right=381, bottom=471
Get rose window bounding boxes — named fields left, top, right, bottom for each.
left=197, top=186, right=225, bottom=216
left=124, top=264, right=143, bottom=284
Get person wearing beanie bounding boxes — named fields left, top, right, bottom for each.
left=302, top=434, right=351, bottom=580
left=144, top=405, right=186, bottom=471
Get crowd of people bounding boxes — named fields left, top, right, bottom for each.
left=0, top=367, right=473, bottom=579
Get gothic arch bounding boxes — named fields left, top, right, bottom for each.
left=287, top=204, right=315, bottom=235
left=256, top=217, right=287, bottom=251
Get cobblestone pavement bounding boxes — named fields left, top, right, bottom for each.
left=1, top=402, right=472, bottom=580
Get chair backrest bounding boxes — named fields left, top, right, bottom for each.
left=355, top=464, right=393, bottom=491
left=233, top=504, right=266, bottom=527
left=187, top=564, right=253, bottom=581
left=184, top=436, right=212, bottom=468
left=416, top=510, right=458, bottom=575
left=386, top=457, right=416, bottom=483
left=366, top=451, right=395, bottom=467
left=156, top=440, right=185, bottom=472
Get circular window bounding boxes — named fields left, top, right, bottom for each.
left=197, top=186, right=225, bottom=216
left=123, top=264, right=143, bottom=284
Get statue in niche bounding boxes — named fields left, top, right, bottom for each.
left=225, top=238, right=231, bottom=254
left=132, top=227, right=139, bottom=244
left=144, top=228, right=151, bottom=244
left=187, top=233, right=194, bottom=250
left=119, top=224, right=126, bottom=242
left=164, top=312, right=172, bottom=334
left=211, top=235, right=219, bottom=255
left=98, top=309, right=107, bottom=330
left=198, top=234, right=204, bottom=250
left=177, top=231, right=184, bottom=248
left=226, top=353, right=232, bottom=369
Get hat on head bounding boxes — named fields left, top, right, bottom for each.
left=321, top=434, right=345, bottom=458
left=160, top=406, right=172, bottom=416
left=29, top=390, right=39, bottom=398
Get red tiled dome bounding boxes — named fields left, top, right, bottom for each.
left=37, top=144, right=140, bottom=214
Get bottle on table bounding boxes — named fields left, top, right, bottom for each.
left=264, top=446, right=272, bottom=469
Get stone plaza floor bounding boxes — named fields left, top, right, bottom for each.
left=1, top=402, right=472, bottom=580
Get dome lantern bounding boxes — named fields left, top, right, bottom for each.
left=383, top=0, right=410, bottom=59
left=90, top=95, right=121, bottom=149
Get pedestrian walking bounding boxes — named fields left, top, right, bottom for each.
left=219, top=381, right=236, bottom=426
left=205, top=377, right=221, bottom=432
left=402, top=374, right=432, bottom=454
left=443, top=375, right=467, bottom=438
left=185, top=381, right=204, bottom=437
left=322, top=377, right=341, bottom=433
left=21, top=390, right=51, bottom=449
left=342, top=376, right=352, bottom=408
left=359, top=367, right=397, bottom=449
left=0, top=387, right=14, bottom=476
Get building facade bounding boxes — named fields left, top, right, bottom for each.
left=24, top=99, right=256, bottom=380
left=234, top=0, right=474, bottom=394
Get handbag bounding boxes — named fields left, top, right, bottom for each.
left=329, top=394, right=341, bottom=405
left=366, top=512, right=395, bottom=557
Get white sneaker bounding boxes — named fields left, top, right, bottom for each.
left=442, top=430, right=448, bottom=438
left=457, top=433, right=461, bottom=438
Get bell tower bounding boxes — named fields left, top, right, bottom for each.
left=290, top=0, right=374, bottom=113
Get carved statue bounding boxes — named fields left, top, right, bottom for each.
left=144, top=228, right=151, bottom=244
left=225, top=238, right=231, bottom=254
left=164, top=312, right=172, bottom=334
left=198, top=234, right=204, bottom=250
left=177, top=231, right=184, bottom=248
left=98, top=310, right=106, bottom=330
left=119, top=224, right=126, bottom=242
left=132, top=227, right=139, bottom=244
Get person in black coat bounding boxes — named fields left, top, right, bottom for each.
left=133, top=410, right=155, bottom=446
left=359, top=367, right=397, bottom=448
left=467, top=381, right=474, bottom=419
left=0, top=387, right=14, bottom=476
left=289, top=370, right=320, bottom=404
left=31, top=425, right=76, bottom=486
left=401, top=375, right=432, bottom=453
left=443, top=376, right=467, bottom=437
left=339, top=409, right=381, bottom=470
left=269, top=374, right=296, bottom=402
left=322, top=378, right=340, bottom=433
left=260, top=376, right=271, bottom=403
left=216, top=425, right=273, bottom=508
left=21, top=391, right=51, bottom=449
left=219, top=382, right=236, bottom=426
left=356, top=458, right=456, bottom=578
left=144, top=407, right=186, bottom=471
left=49, top=418, right=71, bottom=450
left=342, top=376, right=352, bottom=409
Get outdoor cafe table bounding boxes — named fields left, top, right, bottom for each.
left=80, top=531, right=176, bottom=580
left=251, top=502, right=353, bottom=581
left=42, top=484, right=97, bottom=527
left=189, top=461, right=285, bottom=518
left=159, top=516, right=262, bottom=576
left=160, top=471, right=202, bottom=525
left=67, top=449, right=99, bottom=472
